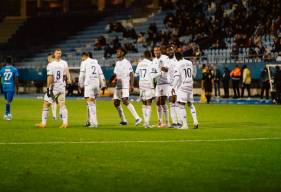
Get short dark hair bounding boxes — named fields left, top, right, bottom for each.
left=175, top=52, right=183, bottom=60
left=5, top=56, right=12, bottom=64
left=54, top=48, right=61, bottom=52
left=117, top=47, right=127, bottom=55
left=81, top=52, right=89, bottom=57
left=88, top=52, right=93, bottom=58
left=143, top=50, right=152, bottom=59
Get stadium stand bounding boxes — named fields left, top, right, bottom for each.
left=0, top=0, right=280, bottom=81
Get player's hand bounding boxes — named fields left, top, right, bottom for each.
left=161, top=67, right=168, bottom=72
left=47, top=88, right=52, bottom=97
left=171, top=88, right=176, bottom=96
left=111, top=79, right=117, bottom=86
left=129, top=85, right=134, bottom=93
left=101, top=87, right=107, bottom=95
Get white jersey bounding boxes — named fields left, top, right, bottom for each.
left=47, top=59, right=68, bottom=92
left=152, top=54, right=170, bottom=85
left=79, top=58, right=105, bottom=88
left=172, top=58, right=194, bottom=92
left=135, top=58, right=155, bottom=90
left=167, top=57, right=178, bottom=82
left=113, top=58, right=133, bottom=89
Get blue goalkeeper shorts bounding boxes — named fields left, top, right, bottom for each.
left=3, top=91, right=14, bottom=102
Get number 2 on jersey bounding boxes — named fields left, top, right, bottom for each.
left=91, top=66, right=96, bottom=75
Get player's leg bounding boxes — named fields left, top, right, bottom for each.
left=51, top=101, right=57, bottom=120
left=156, top=96, right=163, bottom=127
left=86, top=97, right=98, bottom=128
left=187, top=102, right=198, bottom=129
left=122, top=97, right=142, bottom=125
left=57, top=93, right=68, bottom=128
left=176, top=101, right=188, bottom=129
left=113, top=89, right=127, bottom=125
left=3, top=91, right=14, bottom=120
left=161, top=96, right=170, bottom=128
left=169, top=95, right=178, bottom=128
left=114, top=99, right=127, bottom=125
left=36, top=94, right=51, bottom=128
left=142, top=99, right=152, bottom=128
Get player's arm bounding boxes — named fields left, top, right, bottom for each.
left=97, top=65, right=107, bottom=94
left=128, top=62, right=134, bottom=92
left=78, top=62, right=85, bottom=88
left=109, top=73, right=117, bottom=86
left=129, top=72, right=134, bottom=92
left=161, top=59, right=169, bottom=72
left=171, top=68, right=180, bottom=95
left=47, top=75, right=54, bottom=97
left=65, top=67, right=71, bottom=84
left=161, top=66, right=168, bottom=72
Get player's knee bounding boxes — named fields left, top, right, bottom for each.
left=86, top=97, right=95, bottom=103
left=177, top=101, right=185, bottom=106
left=43, top=101, right=50, bottom=108
left=58, top=101, right=65, bottom=108
left=122, top=98, right=129, bottom=105
left=114, top=100, right=120, bottom=107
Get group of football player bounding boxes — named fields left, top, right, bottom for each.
left=34, top=45, right=199, bottom=129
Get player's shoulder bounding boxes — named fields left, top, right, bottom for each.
left=91, top=58, right=100, bottom=65
left=161, top=55, right=169, bottom=59
left=182, top=58, right=192, bottom=65
left=60, top=59, right=68, bottom=66
left=123, top=58, right=131, bottom=64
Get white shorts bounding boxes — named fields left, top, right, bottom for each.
left=44, top=90, right=65, bottom=104
left=113, top=88, right=129, bottom=100
left=176, top=89, right=194, bottom=103
left=84, top=86, right=99, bottom=99
left=155, top=84, right=171, bottom=97
left=140, top=88, right=155, bottom=101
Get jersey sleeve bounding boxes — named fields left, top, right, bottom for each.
left=127, top=61, right=133, bottom=73
left=78, top=61, right=85, bottom=87
left=97, top=64, right=105, bottom=80
left=47, top=64, right=53, bottom=76
left=80, top=61, right=85, bottom=73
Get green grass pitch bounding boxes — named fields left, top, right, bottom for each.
left=0, top=98, right=281, bottom=192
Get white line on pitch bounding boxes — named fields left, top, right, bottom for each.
left=0, top=137, right=280, bottom=145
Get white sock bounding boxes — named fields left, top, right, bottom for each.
left=127, top=103, right=140, bottom=120
left=42, top=107, right=49, bottom=125
left=157, top=105, right=162, bottom=124
left=177, top=103, right=187, bottom=128
left=88, top=102, right=97, bottom=125
left=142, top=105, right=147, bottom=124
left=189, top=103, right=198, bottom=125
left=146, top=105, right=152, bottom=125
left=51, top=102, right=57, bottom=118
left=60, top=106, right=68, bottom=125
left=162, top=105, right=169, bottom=125
left=116, top=106, right=127, bottom=122
left=170, top=103, right=177, bottom=124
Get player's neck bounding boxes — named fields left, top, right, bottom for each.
left=118, top=57, right=124, bottom=61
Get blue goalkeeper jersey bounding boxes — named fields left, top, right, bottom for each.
left=0, top=65, right=19, bottom=92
